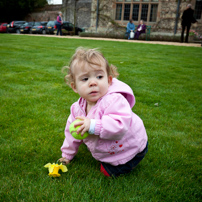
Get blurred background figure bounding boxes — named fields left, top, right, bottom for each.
left=56, top=11, right=63, bottom=36
left=134, top=20, right=146, bottom=40
left=181, top=4, right=197, bottom=43
left=126, top=19, right=135, bottom=40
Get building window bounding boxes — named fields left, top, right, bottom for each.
left=116, top=4, right=122, bottom=20
left=141, top=4, right=148, bottom=21
left=115, top=0, right=159, bottom=23
left=132, top=4, right=139, bottom=21
left=195, top=0, right=202, bottom=20
left=124, top=4, right=131, bottom=20
left=150, top=4, right=158, bottom=22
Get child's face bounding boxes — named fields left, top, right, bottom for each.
left=71, top=62, right=112, bottom=106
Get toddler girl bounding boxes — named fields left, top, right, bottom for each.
left=59, top=47, right=148, bottom=177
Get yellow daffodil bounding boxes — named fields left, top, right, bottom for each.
left=44, top=163, right=68, bottom=177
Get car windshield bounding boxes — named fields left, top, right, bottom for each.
left=47, top=21, right=55, bottom=26
left=16, top=21, right=26, bottom=24
left=41, top=22, right=47, bottom=25
left=35, top=22, right=41, bottom=26
left=24, top=22, right=29, bottom=26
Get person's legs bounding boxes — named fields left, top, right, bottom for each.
left=100, top=164, right=110, bottom=177
left=56, top=24, right=59, bottom=35
left=59, top=25, right=62, bottom=36
left=135, top=31, right=141, bottom=39
left=185, top=24, right=191, bottom=43
left=56, top=24, right=62, bottom=36
left=101, top=142, right=148, bottom=177
left=181, top=25, right=185, bottom=42
left=127, top=32, right=130, bottom=40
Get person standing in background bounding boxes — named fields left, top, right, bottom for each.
left=56, top=12, right=63, bottom=36
left=181, top=4, right=197, bottom=43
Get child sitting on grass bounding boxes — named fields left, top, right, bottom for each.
left=59, top=47, right=148, bottom=177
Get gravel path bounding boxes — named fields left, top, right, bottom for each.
left=22, top=34, right=202, bottom=47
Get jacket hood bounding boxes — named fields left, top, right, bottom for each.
left=107, top=78, right=135, bottom=108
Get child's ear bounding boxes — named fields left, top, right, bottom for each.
left=71, top=82, right=78, bottom=93
left=108, top=76, right=113, bottom=86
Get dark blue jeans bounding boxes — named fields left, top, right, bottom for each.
left=56, top=24, right=62, bottom=36
left=101, top=142, right=148, bottom=177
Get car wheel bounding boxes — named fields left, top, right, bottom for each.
left=42, top=30, right=46, bottom=34
left=16, top=29, right=20, bottom=34
left=77, top=31, right=81, bottom=36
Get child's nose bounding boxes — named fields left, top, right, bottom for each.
left=89, top=79, right=97, bottom=87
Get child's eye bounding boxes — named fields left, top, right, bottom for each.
left=97, top=75, right=103, bottom=79
left=82, top=78, right=88, bottom=81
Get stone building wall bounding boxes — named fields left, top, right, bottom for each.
left=25, top=0, right=202, bottom=35
left=88, top=0, right=115, bottom=33
left=152, top=0, right=178, bottom=32
left=25, top=5, right=62, bottom=22
left=62, top=0, right=92, bottom=29
left=152, top=0, right=202, bottom=34
left=179, top=1, right=201, bottom=34
left=88, top=0, right=202, bottom=35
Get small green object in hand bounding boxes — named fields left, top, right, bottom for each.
left=69, top=119, right=89, bottom=140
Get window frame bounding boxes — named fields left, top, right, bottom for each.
left=115, top=0, right=159, bottom=23
left=115, top=3, right=123, bottom=20
left=194, top=0, right=202, bottom=20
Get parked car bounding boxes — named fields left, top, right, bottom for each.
left=60, top=21, right=84, bottom=35
left=46, top=20, right=84, bottom=35
left=20, top=22, right=35, bottom=34
left=7, top=21, right=26, bottom=33
left=31, top=22, right=47, bottom=34
left=45, top=21, right=57, bottom=34
left=0, top=23, right=8, bottom=33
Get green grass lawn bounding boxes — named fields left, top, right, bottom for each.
left=0, top=34, right=202, bottom=201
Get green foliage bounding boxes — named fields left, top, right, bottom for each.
left=80, top=32, right=182, bottom=42
left=0, top=34, right=202, bottom=201
left=80, top=32, right=126, bottom=39
left=0, top=0, right=47, bottom=22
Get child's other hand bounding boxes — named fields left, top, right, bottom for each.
left=75, top=116, right=91, bottom=136
left=59, top=157, right=70, bottom=165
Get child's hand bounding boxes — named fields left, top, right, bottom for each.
left=75, top=116, right=91, bottom=136
left=59, top=157, right=70, bottom=165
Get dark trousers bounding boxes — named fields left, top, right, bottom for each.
left=181, top=24, right=191, bottom=43
left=135, top=31, right=141, bottom=39
left=56, top=24, right=62, bottom=36
left=101, top=142, right=148, bottom=177
left=135, top=31, right=145, bottom=39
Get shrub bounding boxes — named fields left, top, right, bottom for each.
left=80, top=32, right=126, bottom=39
left=80, top=32, right=181, bottom=42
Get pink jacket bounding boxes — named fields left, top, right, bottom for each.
left=61, top=78, right=148, bottom=166
left=57, top=15, right=62, bottom=25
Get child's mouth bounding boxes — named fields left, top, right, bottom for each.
left=90, top=91, right=98, bottom=95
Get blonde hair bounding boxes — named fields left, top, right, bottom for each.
left=63, top=47, right=119, bottom=86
